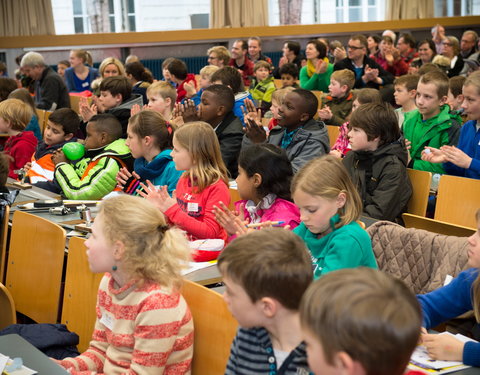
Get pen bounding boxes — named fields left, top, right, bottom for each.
left=246, top=221, right=285, bottom=228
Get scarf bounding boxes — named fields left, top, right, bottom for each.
left=134, top=152, right=172, bottom=181
left=245, top=194, right=277, bottom=223
left=306, top=57, right=330, bottom=77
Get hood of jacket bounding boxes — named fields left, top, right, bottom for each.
left=6, top=131, right=38, bottom=150
left=111, top=93, right=143, bottom=112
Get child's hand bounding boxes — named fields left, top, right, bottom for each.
left=315, top=59, right=328, bottom=74
left=130, top=104, right=142, bottom=116
left=181, top=99, right=200, bottom=122
left=79, top=97, right=97, bottom=122
left=329, top=149, right=343, bottom=158
left=184, top=81, right=197, bottom=98
left=116, top=167, right=140, bottom=188
left=243, top=114, right=266, bottom=143
left=422, top=333, right=464, bottom=361
left=138, top=181, right=176, bottom=213
left=23, top=162, right=32, bottom=173
left=440, top=145, right=473, bottom=169
left=213, top=201, right=247, bottom=236
left=317, top=106, right=332, bottom=121
left=421, top=147, right=447, bottom=164
left=52, top=150, right=67, bottom=165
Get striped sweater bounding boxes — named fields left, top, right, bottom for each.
left=60, top=273, right=194, bottom=375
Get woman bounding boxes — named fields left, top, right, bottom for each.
left=91, top=57, right=125, bottom=96
left=367, top=34, right=381, bottom=57
left=299, top=39, right=333, bottom=92
left=64, top=49, right=99, bottom=93
left=441, top=36, right=465, bottom=77
left=409, top=39, right=437, bottom=74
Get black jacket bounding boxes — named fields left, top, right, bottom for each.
left=35, top=67, right=70, bottom=110
left=215, top=111, right=244, bottom=179
left=334, top=56, right=394, bottom=89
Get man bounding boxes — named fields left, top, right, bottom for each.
left=20, top=52, right=70, bottom=111
left=460, top=30, right=478, bottom=59
left=247, top=37, right=272, bottom=64
left=229, top=40, right=254, bottom=87
left=396, top=33, right=418, bottom=65
left=333, top=34, right=394, bottom=90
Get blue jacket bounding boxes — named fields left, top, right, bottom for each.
left=64, top=66, right=99, bottom=93
left=418, top=268, right=480, bottom=366
left=25, top=114, right=42, bottom=141
left=444, top=120, right=480, bottom=179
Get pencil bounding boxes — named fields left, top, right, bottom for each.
left=246, top=221, right=285, bottom=228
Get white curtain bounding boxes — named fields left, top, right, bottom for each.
left=0, top=0, right=55, bottom=36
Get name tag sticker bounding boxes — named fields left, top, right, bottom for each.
left=82, top=82, right=89, bottom=87
left=187, top=202, right=199, bottom=212
left=100, top=312, right=114, bottom=330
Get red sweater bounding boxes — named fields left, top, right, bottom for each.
left=4, top=131, right=38, bottom=179
left=164, top=176, right=229, bottom=241
left=176, top=74, right=197, bottom=103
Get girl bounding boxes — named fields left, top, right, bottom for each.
left=117, top=110, right=182, bottom=194
left=422, top=71, right=480, bottom=180
left=419, top=210, right=480, bottom=366
left=292, top=155, right=377, bottom=279
left=299, top=39, right=333, bottom=92
left=125, top=61, right=154, bottom=105
left=56, top=60, right=70, bottom=80
left=64, top=49, right=99, bottom=93
left=58, top=195, right=194, bottom=374
left=213, top=144, right=300, bottom=237
left=8, top=88, right=42, bottom=141
left=140, top=121, right=230, bottom=241
left=372, top=36, right=408, bottom=77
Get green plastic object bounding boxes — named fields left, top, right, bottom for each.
left=62, top=142, right=85, bottom=160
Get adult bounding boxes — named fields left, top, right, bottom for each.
left=274, top=40, right=305, bottom=78
left=432, top=24, right=446, bottom=54
left=409, top=39, right=437, bottom=74
left=207, top=46, right=230, bottom=68
left=441, top=36, right=465, bottom=77
left=334, top=34, right=394, bottom=90
left=372, top=36, right=408, bottom=77
left=460, top=30, right=478, bottom=59
left=396, top=33, right=418, bottom=65
left=229, top=39, right=254, bottom=87
left=20, top=52, right=70, bottom=110
left=299, top=39, right=333, bottom=92
left=382, top=29, right=397, bottom=44
left=64, top=49, right=99, bottom=93
left=367, top=34, right=381, bottom=57
left=247, top=37, right=272, bottom=64
left=91, top=57, right=125, bottom=96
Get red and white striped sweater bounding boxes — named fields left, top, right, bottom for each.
left=60, top=273, right=194, bottom=375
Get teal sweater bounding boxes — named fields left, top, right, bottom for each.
left=293, top=215, right=377, bottom=279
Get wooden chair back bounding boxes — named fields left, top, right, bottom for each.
left=181, top=280, right=238, bottom=375
left=35, top=109, right=51, bottom=134
left=0, top=282, right=16, bottom=330
left=228, top=188, right=241, bottom=211
left=311, top=90, right=323, bottom=111
left=326, top=125, right=340, bottom=148
left=0, top=205, right=9, bottom=284
left=435, top=175, right=480, bottom=228
left=61, top=237, right=103, bottom=352
left=274, top=79, right=283, bottom=89
left=5, top=211, right=66, bottom=323
left=406, top=168, right=432, bottom=216
left=69, top=95, right=92, bottom=114
left=403, top=213, right=475, bottom=237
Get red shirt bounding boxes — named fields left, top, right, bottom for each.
left=176, top=73, right=197, bottom=103
left=229, top=57, right=254, bottom=87
left=4, top=131, right=38, bottom=179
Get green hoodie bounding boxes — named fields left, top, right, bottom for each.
left=403, top=104, right=460, bottom=173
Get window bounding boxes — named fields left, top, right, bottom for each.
left=72, top=0, right=90, bottom=33
left=336, top=0, right=382, bottom=23
left=108, top=0, right=136, bottom=32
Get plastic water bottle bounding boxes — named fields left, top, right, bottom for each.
left=431, top=173, right=441, bottom=192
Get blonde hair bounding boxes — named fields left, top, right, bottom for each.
left=199, top=65, right=219, bottom=79
left=174, top=121, right=228, bottom=192
left=71, top=49, right=93, bottom=66
left=0, top=98, right=32, bottom=131
left=99, top=195, right=191, bottom=288
left=147, top=81, right=177, bottom=110
left=465, top=70, right=480, bottom=96
left=291, top=155, right=362, bottom=228
left=331, top=69, right=355, bottom=91
left=99, top=57, right=125, bottom=78
left=207, top=46, right=231, bottom=66
left=271, top=86, right=294, bottom=104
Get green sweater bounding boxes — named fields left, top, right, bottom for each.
left=299, top=63, right=334, bottom=92
left=402, top=104, right=460, bottom=173
left=293, top=215, right=377, bottom=279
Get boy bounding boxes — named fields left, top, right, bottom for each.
left=243, top=88, right=329, bottom=173
left=343, top=102, right=412, bottom=221
left=183, top=64, right=219, bottom=106
left=218, top=228, right=313, bottom=375
left=166, top=58, right=197, bottom=103
left=80, top=76, right=143, bottom=138
left=300, top=268, right=423, bottom=375
left=403, top=70, right=460, bottom=173
left=393, top=74, right=419, bottom=128
left=53, top=113, right=133, bottom=200
left=146, top=81, right=177, bottom=120
left=25, top=108, right=80, bottom=190
left=447, top=75, right=467, bottom=124
left=0, top=98, right=37, bottom=179
left=249, top=61, right=276, bottom=113
left=181, top=84, right=243, bottom=178
left=278, top=63, right=299, bottom=88
left=318, top=69, right=355, bottom=126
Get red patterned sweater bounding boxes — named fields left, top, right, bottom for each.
left=59, top=273, right=194, bottom=375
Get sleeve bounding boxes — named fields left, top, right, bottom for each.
left=38, top=76, right=64, bottom=110
left=164, top=182, right=230, bottom=239
left=417, top=269, right=476, bottom=330
left=224, top=330, right=241, bottom=375
left=290, top=129, right=330, bottom=173
left=55, top=157, right=119, bottom=200
left=299, top=65, right=332, bottom=91
left=10, top=141, right=37, bottom=178
left=262, top=83, right=276, bottom=104
left=219, top=132, right=243, bottom=179
left=463, top=341, right=480, bottom=367
left=64, top=69, right=74, bottom=92
left=329, top=114, right=345, bottom=127
left=373, top=61, right=394, bottom=86
left=320, top=233, right=370, bottom=275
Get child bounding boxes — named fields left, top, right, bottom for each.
left=243, top=88, right=330, bottom=173
left=343, top=102, right=412, bottom=221
left=58, top=195, right=194, bottom=374
left=0, top=153, right=19, bottom=223
left=249, top=61, right=276, bottom=113
left=25, top=108, right=79, bottom=189
left=213, top=144, right=300, bottom=237
left=140, top=121, right=230, bottom=242
left=79, top=76, right=143, bottom=138
left=8, top=88, right=42, bottom=140
left=180, top=84, right=243, bottom=178
left=278, top=63, right=299, bottom=88
left=317, top=69, right=355, bottom=126
left=418, top=209, right=480, bottom=366
left=393, top=74, right=419, bottom=128
left=447, top=75, right=467, bottom=124
left=116, top=110, right=182, bottom=194
left=292, top=155, right=377, bottom=279
left=218, top=228, right=313, bottom=374
left=0, top=98, right=37, bottom=179
left=266, top=87, right=294, bottom=130
left=300, top=268, right=423, bottom=375
left=403, top=70, right=461, bottom=173
left=421, top=71, right=480, bottom=179
left=56, top=60, right=70, bottom=80
left=53, top=113, right=132, bottom=200
left=166, top=58, right=197, bottom=103
left=183, top=65, right=219, bottom=106
left=146, top=81, right=177, bottom=121
left=125, top=61, right=154, bottom=105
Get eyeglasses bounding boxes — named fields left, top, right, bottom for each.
left=442, top=42, right=452, bottom=46
left=208, top=55, right=218, bottom=60
left=347, top=45, right=364, bottom=50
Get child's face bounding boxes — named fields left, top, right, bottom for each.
left=394, top=84, right=414, bottom=107
left=98, top=90, right=122, bottom=111
left=328, top=79, right=346, bottom=98
left=198, top=91, right=221, bottom=124
left=467, top=218, right=480, bottom=268
left=147, top=93, right=169, bottom=115
left=270, top=99, right=281, bottom=119
left=255, top=67, right=270, bottom=82
left=171, top=136, right=193, bottom=171
left=278, top=92, right=309, bottom=130
left=447, top=89, right=463, bottom=111
left=69, top=51, right=83, bottom=68
left=85, top=215, right=116, bottom=273
left=348, top=127, right=379, bottom=152
left=199, top=75, right=211, bottom=89
left=351, top=98, right=360, bottom=112
left=0, top=117, right=10, bottom=133
left=462, top=84, right=480, bottom=120
left=235, top=166, right=257, bottom=202
left=162, top=68, right=171, bottom=81
left=281, top=73, right=296, bottom=88
left=103, top=63, right=119, bottom=78
left=415, top=81, right=446, bottom=120
left=302, top=328, right=336, bottom=375
left=57, top=64, right=68, bottom=78
left=44, top=121, right=69, bottom=146
left=84, top=122, right=105, bottom=150
left=125, top=124, right=144, bottom=159
left=293, top=189, right=345, bottom=235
